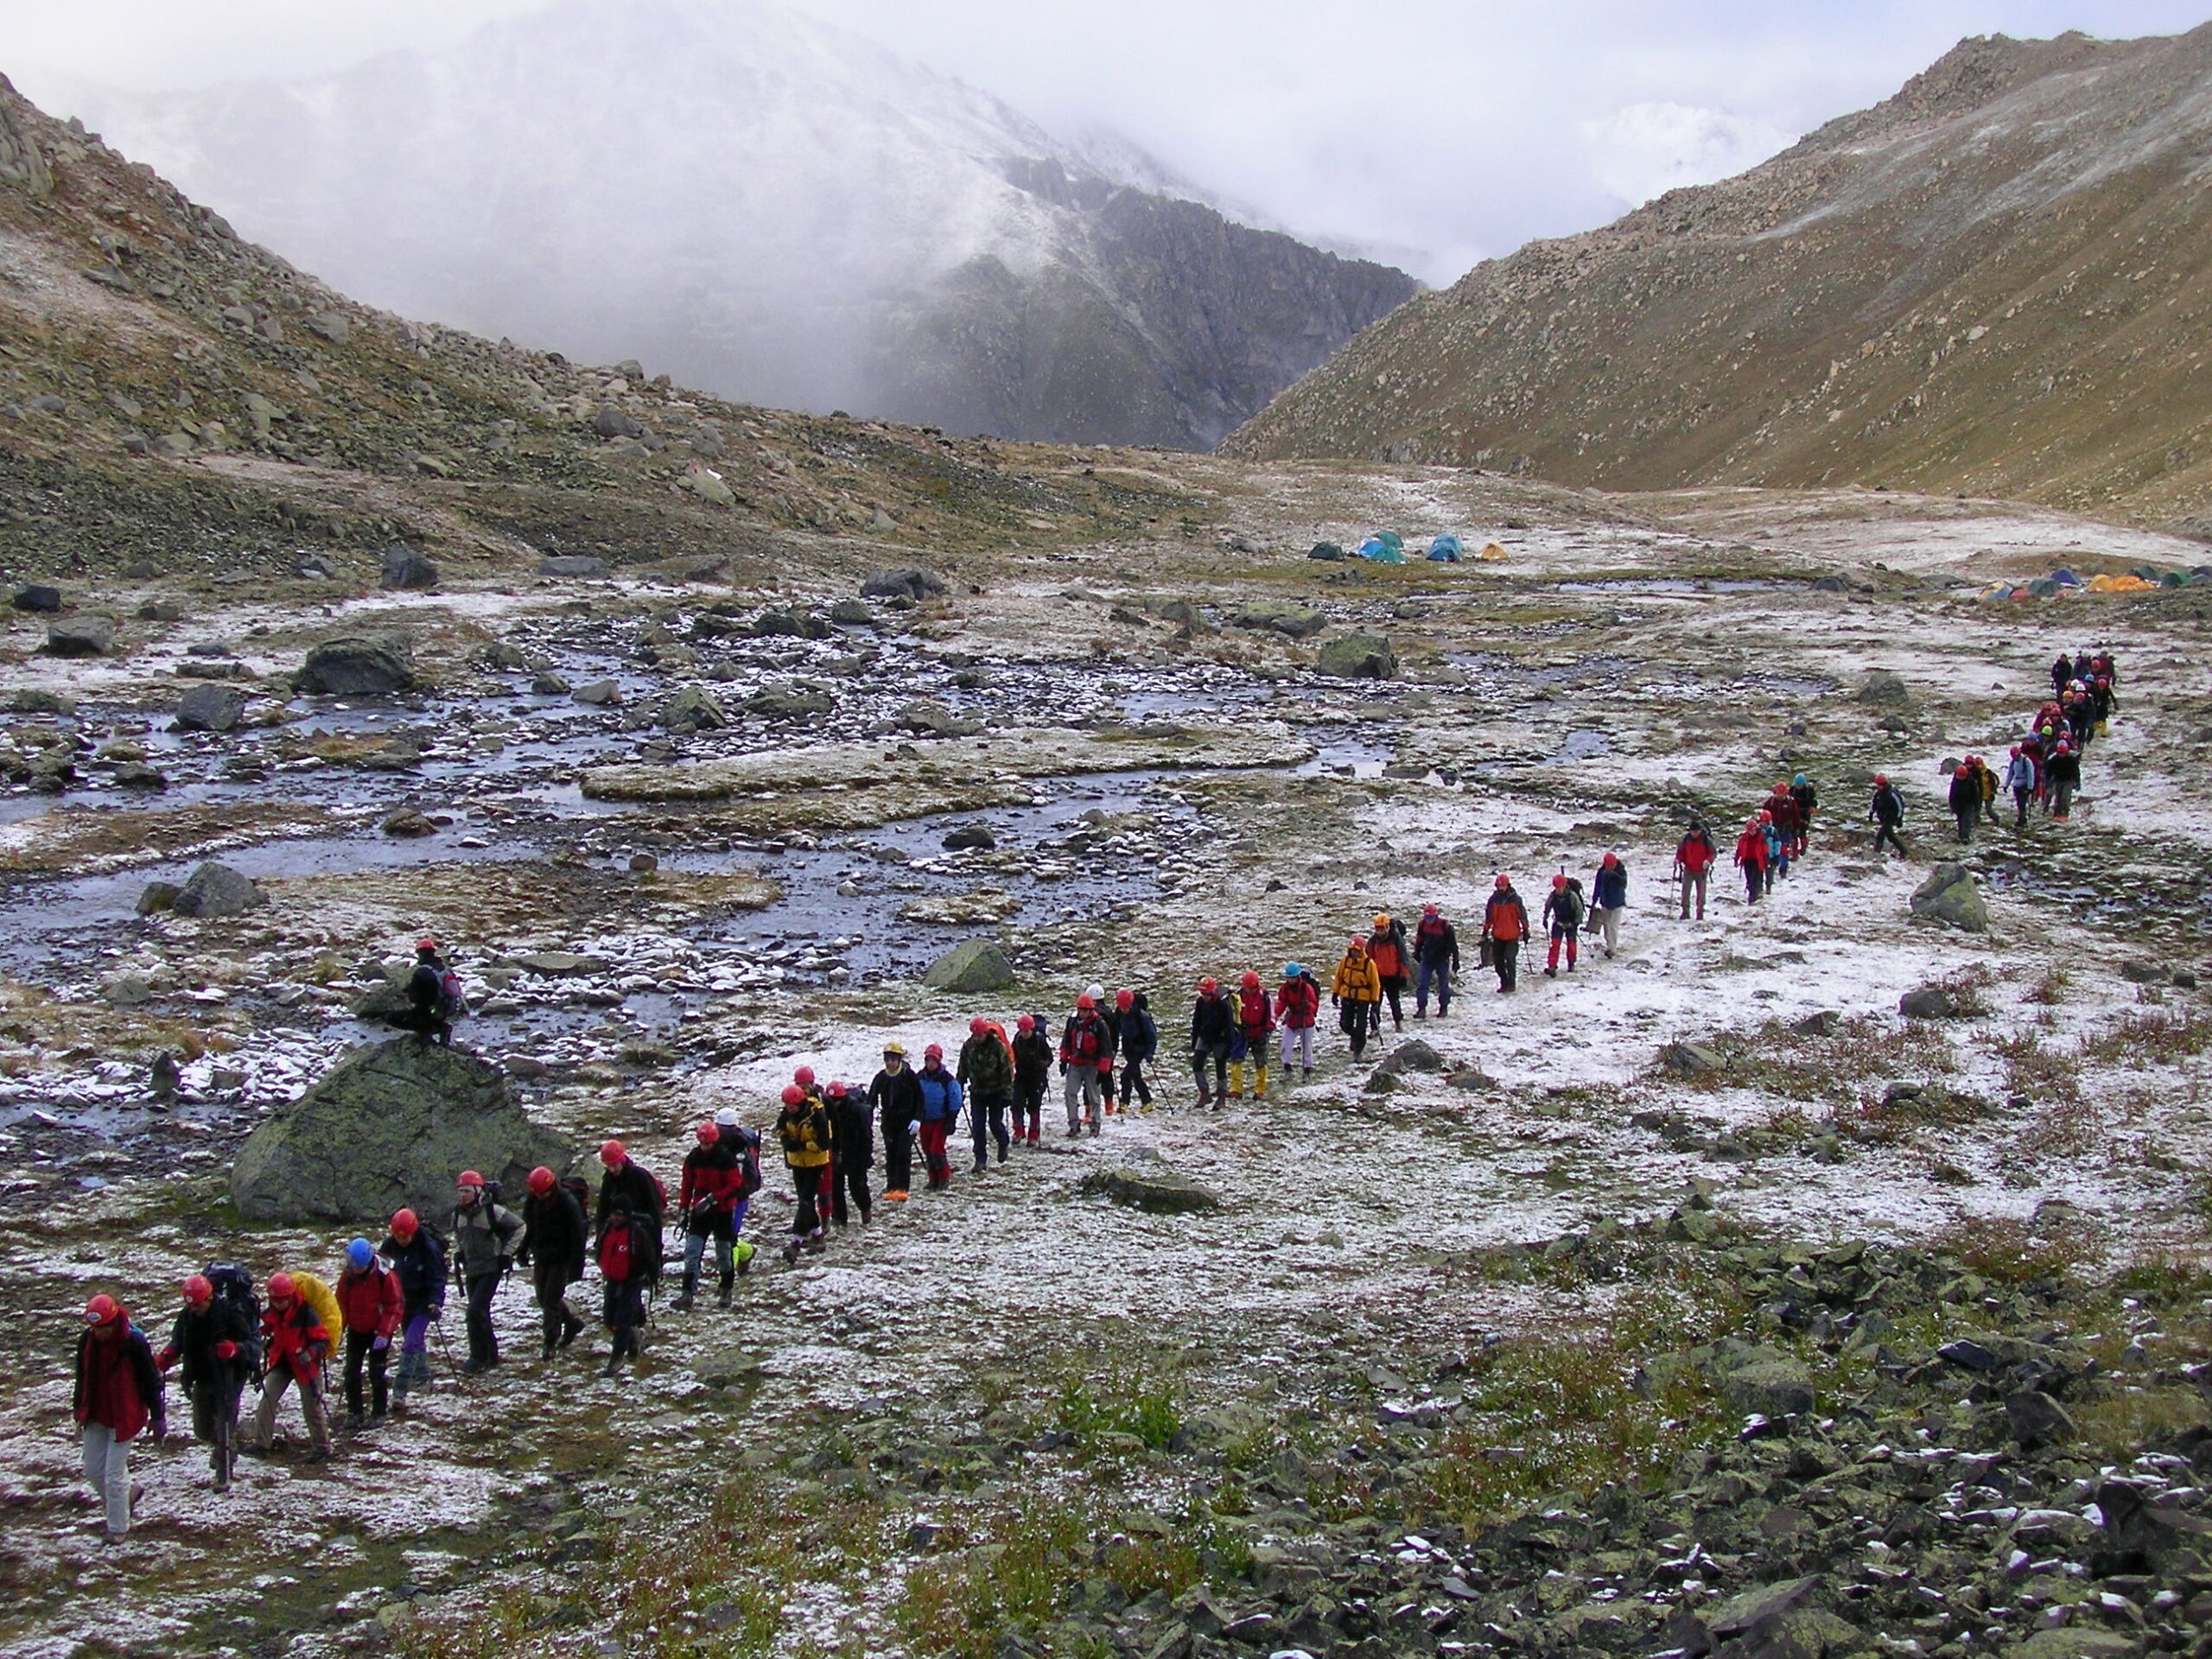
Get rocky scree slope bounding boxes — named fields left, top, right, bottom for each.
left=37, top=0, right=1414, bottom=451
left=0, top=73, right=1237, bottom=584
left=1227, top=27, right=2212, bottom=532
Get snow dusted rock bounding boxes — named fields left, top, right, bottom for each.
left=1899, top=986, right=1958, bottom=1019
left=1081, top=1164, right=1221, bottom=1214
left=230, top=1038, right=572, bottom=1223
left=1375, top=1038, right=1444, bottom=1077
left=43, top=613, right=115, bottom=656
left=922, top=939, right=1015, bottom=993
left=1661, top=1041, right=1728, bottom=1077
left=171, top=861, right=268, bottom=918
left=1856, top=669, right=1910, bottom=705
left=861, top=568, right=948, bottom=601
left=513, top=951, right=606, bottom=977
left=1909, top=862, right=1987, bottom=931
left=659, top=684, right=725, bottom=733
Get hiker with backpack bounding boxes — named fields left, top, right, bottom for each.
left=1590, top=855, right=1628, bottom=959
left=452, top=1170, right=522, bottom=1373
left=1115, top=990, right=1157, bottom=1112
left=156, top=1270, right=257, bottom=1493
left=671, top=1124, right=744, bottom=1309
left=1733, top=817, right=1770, bottom=903
left=334, top=1239, right=404, bottom=1431
left=957, top=1017, right=1015, bottom=1170
left=1275, top=963, right=1321, bottom=1079
left=518, top=1167, right=590, bottom=1350
left=915, top=1044, right=966, bottom=1179
left=1869, top=773, right=1907, bottom=857
left=73, top=1295, right=165, bottom=1541
left=823, top=1084, right=870, bottom=1225
left=2004, top=747, right=2037, bottom=828
left=594, top=1141, right=666, bottom=1287
left=597, top=1199, right=648, bottom=1379
left=2046, top=741, right=2082, bottom=820
left=1947, top=758, right=1982, bottom=845
left=1060, top=995, right=1113, bottom=1131
left=1187, top=978, right=1236, bottom=1104
left=1364, top=914, right=1411, bottom=1034
left=1330, top=942, right=1381, bottom=1054
left=1673, top=821, right=1716, bottom=919
left=248, top=1273, right=332, bottom=1462
left=1789, top=774, right=1817, bottom=855
left=777, top=1084, right=833, bottom=1255
left=1482, top=876, right=1529, bottom=993
left=381, top=1209, right=446, bottom=1412
left=1230, top=971, right=1275, bottom=1100
left=872, top=1043, right=923, bottom=1197
left=1765, top=786, right=1800, bottom=876
left=1542, top=874, right=1586, bottom=977
left=1413, top=905, right=1459, bottom=1018
left=395, top=938, right=463, bottom=1046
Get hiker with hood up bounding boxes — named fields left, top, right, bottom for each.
left=1542, top=873, right=1586, bottom=977
left=1188, top=977, right=1236, bottom=1105
left=1733, top=816, right=1769, bottom=903
left=1590, top=854, right=1628, bottom=959
left=380, top=1209, right=446, bottom=1413
left=1365, top=912, right=1411, bottom=1034
left=1059, top=996, right=1113, bottom=1133
left=394, top=938, right=461, bottom=1046
left=957, top=1017, right=1015, bottom=1170
left=1331, top=938, right=1382, bottom=1050
left=1869, top=772, right=1907, bottom=857
left=334, top=1237, right=403, bottom=1430
left=517, top=1166, right=590, bottom=1348
left=1275, top=962, right=1322, bottom=1079
left=1673, top=821, right=1716, bottom=920
left=1010, top=1019, right=1052, bottom=1146
left=1230, top=971, right=1275, bottom=1100
left=916, top=1045, right=965, bottom=1179
left=74, top=1294, right=165, bottom=1540
left=1482, top=876, right=1529, bottom=993
left=1114, top=989, right=1157, bottom=1112
left=1412, top=904, right=1459, bottom=1018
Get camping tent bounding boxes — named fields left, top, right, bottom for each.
left=1427, top=534, right=1463, bottom=563
left=1357, top=537, right=1405, bottom=563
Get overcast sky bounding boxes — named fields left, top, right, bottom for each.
left=3, top=0, right=2206, bottom=281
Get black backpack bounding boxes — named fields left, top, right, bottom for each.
left=203, top=1262, right=263, bottom=1368
left=557, top=1173, right=591, bottom=1213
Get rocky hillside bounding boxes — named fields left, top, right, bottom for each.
left=35, top=0, right=1413, bottom=451
left=0, top=72, right=1240, bottom=585
left=1226, top=26, right=2212, bottom=530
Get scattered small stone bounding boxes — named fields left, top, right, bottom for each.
left=378, top=543, right=440, bottom=591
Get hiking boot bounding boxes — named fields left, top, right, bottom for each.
left=561, top=1312, right=585, bottom=1348
left=369, top=1408, right=387, bottom=1427
left=883, top=1189, right=908, bottom=1201
left=304, top=1447, right=330, bottom=1465
left=542, top=1339, right=558, bottom=1361
left=601, top=1357, right=624, bottom=1381
left=345, top=1410, right=365, bottom=1432
left=670, top=1288, right=696, bottom=1313
left=804, top=1234, right=825, bottom=1255
left=1543, top=966, right=1557, bottom=978
left=782, top=1241, right=802, bottom=1265
left=996, top=1145, right=1007, bottom=1164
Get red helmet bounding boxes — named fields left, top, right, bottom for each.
left=1115, top=988, right=1134, bottom=1011
left=1758, top=809, right=1773, bottom=822
left=416, top=938, right=440, bottom=954
left=1422, top=903, right=1439, bottom=916
left=457, top=1168, right=486, bottom=1188
left=1873, top=773, right=1888, bottom=785
left=1240, top=971, right=1261, bottom=990
left=969, top=1017, right=988, bottom=1035
left=181, top=1274, right=213, bottom=1306
left=793, top=1065, right=816, bottom=1086
left=1602, top=853, right=1619, bottom=868
left=1494, top=874, right=1510, bottom=889
left=780, top=1084, right=806, bottom=1106
left=1348, top=936, right=1364, bottom=949
left=2010, top=746, right=2020, bottom=757
left=694, top=1122, right=718, bottom=1145
left=827, top=1081, right=849, bottom=1098
left=1076, top=994, right=1096, bottom=1011
left=598, top=1141, right=626, bottom=1168
left=528, top=1166, right=556, bottom=1192
left=391, top=1208, right=419, bottom=1239
left=266, top=1274, right=296, bottom=1302
left=85, top=1294, right=121, bottom=1325
left=1551, top=874, right=1567, bottom=889
left=1197, top=977, right=1217, bottom=993
left=924, top=1043, right=944, bottom=1060
left=1017, top=1014, right=1035, bottom=1033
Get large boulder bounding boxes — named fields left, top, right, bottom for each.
left=170, top=861, right=267, bottom=918
left=230, top=1039, right=572, bottom=1224
left=12, top=584, right=61, bottom=612
left=921, top=939, right=1015, bottom=993
left=297, top=633, right=417, bottom=696
left=44, top=615, right=115, bottom=657
left=1081, top=1165, right=1222, bottom=1214
left=1315, top=632, right=1399, bottom=679
left=861, top=568, right=948, bottom=601
left=659, top=684, right=725, bottom=734
left=172, top=682, right=246, bottom=734
left=1909, top=862, right=1988, bottom=932
left=379, top=543, right=440, bottom=591
left=1855, top=669, right=1910, bottom=706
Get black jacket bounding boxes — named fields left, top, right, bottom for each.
left=595, top=1161, right=665, bottom=1238
left=518, top=1186, right=588, bottom=1285
left=1191, top=990, right=1235, bottom=1048
left=1870, top=784, right=1904, bottom=826
left=407, top=957, right=446, bottom=1020
left=1012, top=1029, right=1053, bottom=1089
left=167, top=1299, right=257, bottom=1394
left=870, top=1066, right=923, bottom=1138
left=830, top=1093, right=875, bottom=1169
left=1118, top=999, right=1159, bottom=1062
left=381, top=1228, right=448, bottom=1316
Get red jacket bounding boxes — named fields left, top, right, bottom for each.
left=1275, top=977, right=1319, bottom=1030
left=336, top=1262, right=404, bottom=1339
left=1765, top=795, right=1800, bottom=834
left=1675, top=832, right=1716, bottom=874
left=1059, top=1013, right=1109, bottom=1068
left=1484, top=891, right=1528, bottom=943
left=73, top=1322, right=163, bottom=1441
left=1236, top=988, right=1275, bottom=1041
left=1734, top=827, right=1769, bottom=868
left=263, top=1298, right=329, bottom=1385
left=1365, top=930, right=1406, bottom=981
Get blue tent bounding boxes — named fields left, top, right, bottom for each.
left=1427, top=534, right=1464, bottom=563
left=1357, top=536, right=1405, bottom=563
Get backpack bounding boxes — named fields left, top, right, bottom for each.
left=203, top=1262, right=264, bottom=1369
left=289, top=1270, right=344, bottom=1347
left=436, top=968, right=467, bottom=1020
left=557, top=1173, right=591, bottom=1213
left=1554, top=880, right=1586, bottom=926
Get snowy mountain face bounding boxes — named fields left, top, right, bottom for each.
left=33, top=0, right=1413, bottom=448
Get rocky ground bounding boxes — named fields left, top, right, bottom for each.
left=0, top=463, right=2209, bottom=1659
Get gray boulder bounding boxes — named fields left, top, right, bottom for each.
left=171, top=861, right=267, bottom=918
left=590, top=404, right=645, bottom=440
left=921, top=939, right=1015, bottom=993
left=570, top=679, right=621, bottom=706
left=898, top=698, right=982, bottom=738
left=1856, top=669, right=1910, bottom=706
left=297, top=633, right=417, bottom=696
left=1234, top=603, right=1326, bottom=639
left=827, top=598, right=874, bottom=626
left=512, top=951, right=605, bottom=977
left=1081, top=1165, right=1222, bottom=1215
left=379, top=543, right=440, bottom=591
left=1909, top=862, right=1987, bottom=932
left=44, top=614, right=115, bottom=657
left=537, top=555, right=611, bottom=578
left=1899, top=985, right=1958, bottom=1020
left=861, top=568, right=948, bottom=601
left=172, top=683, right=246, bottom=734
left=1315, top=632, right=1398, bottom=679
left=747, top=684, right=832, bottom=721
left=1661, top=1041, right=1727, bottom=1076
left=941, top=823, right=996, bottom=851
left=659, top=684, right=725, bottom=734
left=1376, top=1038, right=1444, bottom=1077
left=1708, top=1346, right=1815, bottom=1416
left=229, top=1039, right=572, bottom=1224
left=12, top=584, right=61, bottom=612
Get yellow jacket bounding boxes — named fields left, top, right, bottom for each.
left=1332, top=950, right=1381, bottom=1003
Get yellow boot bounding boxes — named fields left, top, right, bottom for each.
left=1253, top=1064, right=1268, bottom=1101
left=1228, top=1061, right=1246, bottom=1099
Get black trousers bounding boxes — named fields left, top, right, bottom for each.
left=1193, top=1040, right=1231, bottom=1096
left=343, top=1329, right=390, bottom=1415
left=463, top=1271, right=501, bottom=1363
left=883, top=1126, right=913, bottom=1192
left=1492, top=940, right=1520, bottom=990
left=970, top=1096, right=1010, bottom=1165
left=790, top=1164, right=823, bottom=1236
left=1874, top=823, right=1905, bottom=855
left=1119, top=1056, right=1152, bottom=1106
left=534, top=1263, right=582, bottom=1348
left=832, top=1154, right=872, bottom=1224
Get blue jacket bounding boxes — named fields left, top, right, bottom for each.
left=380, top=1227, right=448, bottom=1315
left=1592, top=864, right=1628, bottom=909
left=916, top=1067, right=963, bottom=1124
left=2004, top=755, right=2036, bottom=791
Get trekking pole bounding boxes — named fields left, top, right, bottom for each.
left=433, top=1315, right=474, bottom=1395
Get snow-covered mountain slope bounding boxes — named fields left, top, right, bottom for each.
left=30, top=0, right=1413, bottom=448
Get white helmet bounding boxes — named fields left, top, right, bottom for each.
left=714, top=1106, right=741, bottom=1128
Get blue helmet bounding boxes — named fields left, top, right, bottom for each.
left=346, top=1238, right=375, bottom=1269
left=1283, top=963, right=1304, bottom=979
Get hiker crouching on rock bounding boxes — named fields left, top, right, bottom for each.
left=248, top=1273, right=331, bottom=1462
left=394, top=938, right=462, bottom=1046
left=517, top=1167, right=588, bottom=1352
left=381, top=1208, right=446, bottom=1411
left=335, top=1238, right=403, bottom=1431
left=453, top=1170, right=522, bottom=1373
left=73, top=1294, right=165, bottom=1541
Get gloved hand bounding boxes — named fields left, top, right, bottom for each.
left=372, top=1335, right=389, bottom=1351
left=214, top=1340, right=238, bottom=1362
left=156, top=1344, right=178, bottom=1370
